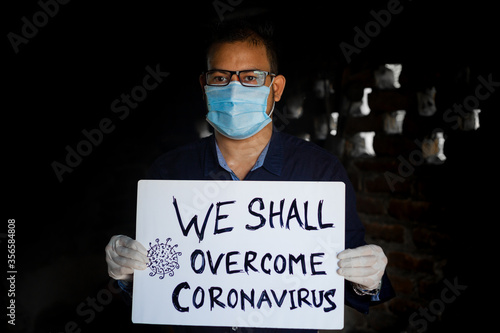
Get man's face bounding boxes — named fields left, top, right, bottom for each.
left=203, top=41, right=285, bottom=115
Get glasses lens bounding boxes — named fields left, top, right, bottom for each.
left=240, top=70, right=267, bottom=87
left=206, top=71, right=231, bottom=86
left=206, top=70, right=269, bottom=87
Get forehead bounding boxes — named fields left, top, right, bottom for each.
left=207, top=41, right=271, bottom=72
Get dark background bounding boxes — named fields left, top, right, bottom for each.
left=3, top=0, right=498, bottom=332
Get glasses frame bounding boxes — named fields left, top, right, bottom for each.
left=203, top=69, right=276, bottom=87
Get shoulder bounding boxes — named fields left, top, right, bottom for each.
left=279, top=133, right=340, bottom=164
left=280, top=131, right=337, bottom=159
left=276, top=130, right=346, bottom=181
left=147, top=136, right=213, bottom=179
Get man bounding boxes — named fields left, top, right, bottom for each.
left=105, top=20, right=394, bottom=330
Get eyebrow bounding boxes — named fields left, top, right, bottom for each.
left=207, top=68, right=263, bottom=72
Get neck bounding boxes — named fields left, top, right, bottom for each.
left=215, top=123, right=273, bottom=179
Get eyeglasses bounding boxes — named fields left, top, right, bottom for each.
left=204, top=69, right=276, bottom=87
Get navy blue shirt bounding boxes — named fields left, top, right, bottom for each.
left=146, top=128, right=394, bottom=332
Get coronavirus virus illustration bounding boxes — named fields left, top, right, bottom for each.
left=147, top=238, right=182, bottom=279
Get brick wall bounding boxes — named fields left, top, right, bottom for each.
left=278, top=60, right=490, bottom=332
left=342, top=62, right=492, bottom=332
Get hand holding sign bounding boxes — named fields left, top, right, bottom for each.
left=337, top=244, right=387, bottom=290
left=105, top=235, right=149, bottom=281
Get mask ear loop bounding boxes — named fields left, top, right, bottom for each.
left=268, top=77, right=276, bottom=117
left=268, top=101, right=276, bottom=117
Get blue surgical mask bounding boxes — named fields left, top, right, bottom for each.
left=205, top=81, right=274, bottom=140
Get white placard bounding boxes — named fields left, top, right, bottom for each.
left=132, top=180, right=345, bottom=330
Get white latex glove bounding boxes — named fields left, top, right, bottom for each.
left=337, top=244, right=387, bottom=290
left=105, top=235, right=149, bottom=281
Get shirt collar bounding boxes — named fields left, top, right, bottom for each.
left=262, top=126, right=283, bottom=176
left=204, top=127, right=283, bottom=179
left=214, top=141, right=240, bottom=180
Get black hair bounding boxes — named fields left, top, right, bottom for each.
left=205, top=19, right=279, bottom=74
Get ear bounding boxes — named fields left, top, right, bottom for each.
left=199, top=74, right=206, bottom=100
left=272, top=74, right=286, bottom=102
